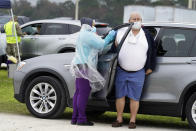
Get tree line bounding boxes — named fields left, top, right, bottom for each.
left=2, top=0, right=188, bottom=26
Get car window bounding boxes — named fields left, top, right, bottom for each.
left=22, top=24, right=43, bottom=35
left=157, top=28, right=195, bottom=57
left=190, top=35, right=196, bottom=57
left=69, top=24, right=80, bottom=34
left=42, top=23, right=69, bottom=35
left=22, top=25, right=36, bottom=35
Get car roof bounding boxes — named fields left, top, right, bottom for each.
left=143, top=22, right=196, bottom=29
left=21, top=19, right=109, bottom=28
left=21, top=19, right=81, bottom=27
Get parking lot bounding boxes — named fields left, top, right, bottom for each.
left=0, top=113, right=191, bottom=131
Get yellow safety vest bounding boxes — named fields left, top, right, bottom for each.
left=4, top=21, right=21, bottom=44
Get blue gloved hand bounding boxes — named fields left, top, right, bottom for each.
left=108, top=30, right=117, bottom=38
left=104, top=30, right=117, bottom=44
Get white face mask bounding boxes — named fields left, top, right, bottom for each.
left=132, top=21, right=142, bottom=30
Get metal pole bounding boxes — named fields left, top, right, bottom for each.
left=189, top=0, right=192, bottom=9
left=75, top=0, right=79, bottom=20
left=10, top=8, right=21, bottom=63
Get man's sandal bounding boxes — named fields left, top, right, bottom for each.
left=128, top=122, right=136, bottom=129
left=112, top=120, right=123, bottom=127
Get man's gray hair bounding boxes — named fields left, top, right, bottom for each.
left=129, top=12, right=142, bottom=20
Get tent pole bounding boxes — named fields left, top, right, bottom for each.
left=10, top=8, right=21, bottom=63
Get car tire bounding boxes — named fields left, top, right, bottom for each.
left=186, top=92, right=196, bottom=130
left=25, top=76, right=66, bottom=119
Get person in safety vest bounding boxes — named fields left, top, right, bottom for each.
left=4, top=15, right=24, bottom=63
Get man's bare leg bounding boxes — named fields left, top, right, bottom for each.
left=116, top=97, right=125, bottom=122
left=130, top=99, right=139, bottom=123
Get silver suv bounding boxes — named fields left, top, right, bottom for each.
left=20, top=19, right=80, bottom=60
left=13, top=22, right=196, bottom=129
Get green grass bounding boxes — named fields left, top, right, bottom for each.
left=0, top=69, right=190, bottom=129
left=0, top=69, right=29, bottom=114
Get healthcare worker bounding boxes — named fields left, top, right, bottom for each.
left=70, top=17, right=116, bottom=126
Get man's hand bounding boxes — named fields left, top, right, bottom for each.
left=145, top=69, right=152, bottom=75
left=22, top=32, right=27, bottom=36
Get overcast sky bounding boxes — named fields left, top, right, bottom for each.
left=11, top=0, right=76, bottom=6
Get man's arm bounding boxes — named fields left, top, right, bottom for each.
left=15, top=23, right=24, bottom=37
left=150, top=33, right=157, bottom=71
left=146, top=32, right=157, bottom=75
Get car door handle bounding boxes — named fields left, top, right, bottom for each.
left=30, top=38, right=37, bottom=40
left=58, top=38, right=66, bottom=40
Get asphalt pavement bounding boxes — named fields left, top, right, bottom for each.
left=0, top=113, right=192, bottom=131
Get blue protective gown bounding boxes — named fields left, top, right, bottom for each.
left=70, top=24, right=116, bottom=92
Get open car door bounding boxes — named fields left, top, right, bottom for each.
left=89, top=23, right=134, bottom=107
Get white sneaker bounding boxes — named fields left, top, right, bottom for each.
left=1, top=63, right=7, bottom=68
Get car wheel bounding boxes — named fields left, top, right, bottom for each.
left=25, top=76, right=66, bottom=118
left=186, top=92, right=196, bottom=129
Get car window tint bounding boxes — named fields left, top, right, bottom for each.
left=157, top=28, right=195, bottom=57
left=22, top=25, right=37, bottom=35
left=43, top=23, right=69, bottom=35
left=190, top=34, right=196, bottom=56
left=69, top=24, right=80, bottom=34
left=22, top=24, right=43, bottom=35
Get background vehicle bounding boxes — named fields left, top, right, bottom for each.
left=0, top=15, right=30, bottom=27
left=13, top=22, right=196, bottom=129
left=20, top=19, right=111, bottom=60
left=0, top=18, right=110, bottom=65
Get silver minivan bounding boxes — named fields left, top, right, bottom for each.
left=13, top=22, right=196, bottom=130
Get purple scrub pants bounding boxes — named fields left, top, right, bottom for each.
left=72, top=78, right=91, bottom=123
